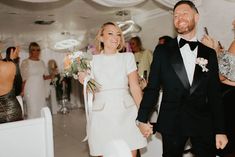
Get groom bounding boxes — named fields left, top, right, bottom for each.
left=137, top=1, right=228, bottom=156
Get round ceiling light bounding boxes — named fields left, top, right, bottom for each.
left=54, top=39, right=79, bottom=50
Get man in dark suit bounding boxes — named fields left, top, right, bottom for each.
left=136, top=1, right=228, bottom=157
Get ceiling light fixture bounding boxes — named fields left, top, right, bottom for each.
left=54, top=39, right=79, bottom=50
left=53, top=31, right=87, bottom=50
left=117, top=20, right=141, bottom=35
left=34, top=20, right=55, bottom=25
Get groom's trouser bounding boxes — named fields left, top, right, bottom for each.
left=161, top=133, right=216, bottom=157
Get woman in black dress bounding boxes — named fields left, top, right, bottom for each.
left=202, top=27, right=235, bottom=156
left=0, top=46, right=23, bottom=123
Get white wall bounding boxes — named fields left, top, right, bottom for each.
left=138, top=13, right=175, bottom=51
left=198, top=0, right=235, bottom=49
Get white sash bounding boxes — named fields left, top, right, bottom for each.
left=82, top=75, right=93, bottom=142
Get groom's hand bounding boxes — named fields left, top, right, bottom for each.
left=216, top=134, right=228, bottom=149
left=137, top=121, right=153, bottom=138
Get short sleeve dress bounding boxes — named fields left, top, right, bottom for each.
left=88, top=52, right=147, bottom=156
left=20, top=59, right=47, bottom=119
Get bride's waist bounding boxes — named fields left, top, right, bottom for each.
left=97, top=87, right=129, bottom=94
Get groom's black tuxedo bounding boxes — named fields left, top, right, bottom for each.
left=137, top=38, right=225, bottom=136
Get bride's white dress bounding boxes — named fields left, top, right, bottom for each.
left=88, top=52, right=147, bottom=156
left=21, top=59, right=47, bottom=119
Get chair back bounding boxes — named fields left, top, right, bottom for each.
left=0, top=107, right=54, bottom=157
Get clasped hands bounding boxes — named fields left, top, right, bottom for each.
left=216, top=134, right=228, bottom=150
left=137, top=122, right=153, bottom=138
left=138, top=77, right=148, bottom=90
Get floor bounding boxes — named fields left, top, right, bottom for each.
left=51, top=108, right=192, bottom=157
left=53, top=108, right=90, bottom=157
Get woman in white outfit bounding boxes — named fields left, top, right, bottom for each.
left=79, top=22, right=148, bottom=157
left=21, top=42, right=52, bottom=119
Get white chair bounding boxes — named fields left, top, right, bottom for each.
left=0, top=107, right=54, bottom=157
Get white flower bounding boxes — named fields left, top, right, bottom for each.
left=196, top=57, right=209, bottom=72
left=73, top=73, right=79, bottom=80
left=72, top=51, right=83, bottom=59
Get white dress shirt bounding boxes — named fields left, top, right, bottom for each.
left=177, top=36, right=198, bottom=85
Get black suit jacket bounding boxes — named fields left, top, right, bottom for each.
left=137, top=38, right=225, bottom=136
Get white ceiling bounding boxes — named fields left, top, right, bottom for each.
left=0, top=0, right=172, bottom=50
left=0, top=0, right=166, bottom=34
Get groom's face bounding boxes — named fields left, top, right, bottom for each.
left=173, top=4, right=198, bottom=35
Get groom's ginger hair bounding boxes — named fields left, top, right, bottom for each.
left=173, top=0, right=199, bottom=14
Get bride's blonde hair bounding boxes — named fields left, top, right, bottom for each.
left=94, top=22, right=125, bottom=53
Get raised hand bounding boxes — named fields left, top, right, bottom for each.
left=10, top=46, right=20, bottom=60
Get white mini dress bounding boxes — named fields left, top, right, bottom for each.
left=88, top=52, right=147, bottom=156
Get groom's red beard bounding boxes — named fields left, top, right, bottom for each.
left=175, top=20, right=196, bottom=35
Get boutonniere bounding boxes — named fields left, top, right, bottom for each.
left=196, top=57, right=209, bottom=72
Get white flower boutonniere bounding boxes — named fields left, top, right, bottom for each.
left=196, top=57, right=209, bottom=72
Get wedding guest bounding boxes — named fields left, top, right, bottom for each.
left=78, top=22, right=147, bottom=157
left=48, top=59, right=62, bottom=100
left=201, top=33, right=235, bottom=83
left=0, top=46, right=23, bottom=123
left=226, top=20, right=235, bottom=54
left=137, top=1, right=228, bottom=157
left=201, top=23, right=235, bottom=156
left=3, top=46, right=23, bottom=96
left=129, top=36, right=153, bottom=80
left=158, top=35, right=173, bottom=45
left=20, top=42, right=53, bottom=119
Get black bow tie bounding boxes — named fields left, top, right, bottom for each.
left=179, top=38, right=198, bottom=51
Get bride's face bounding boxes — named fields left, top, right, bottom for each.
left=100, top=25, right=121, bottom=51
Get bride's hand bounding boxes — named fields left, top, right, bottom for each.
left=139, top=77, right=147, bottom=90
left=78, top=71, right=87, bottom=84
left=137, top=122, right=153, bottom=138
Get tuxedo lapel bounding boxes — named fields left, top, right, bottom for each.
left=170, top=39, right=190, bottom=90
left=190, top=43, right=208, bottom=94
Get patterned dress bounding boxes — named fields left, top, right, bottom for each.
left=218, top=51, right=235, bottom=81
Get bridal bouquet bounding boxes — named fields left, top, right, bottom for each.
left=63, top=51, right=100, bottom=92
